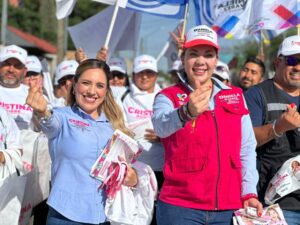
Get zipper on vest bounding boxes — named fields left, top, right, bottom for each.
left=212, top=111, right=220, bottom=210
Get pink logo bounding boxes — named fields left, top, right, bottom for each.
left=69, top=119, right=90, bottom=129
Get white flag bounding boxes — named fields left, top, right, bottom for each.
left=249, top=0, right=300, bottom=33
left=68, top=6, right=141, bottom=57
left=55, top=0, right=76, bottom=20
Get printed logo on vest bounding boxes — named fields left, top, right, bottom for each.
left=218, top=93, right=241, bottom=104
left=177, top=93, right=188, bottom=105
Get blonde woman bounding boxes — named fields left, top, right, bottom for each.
left=26, top=59, right=137, bottom=225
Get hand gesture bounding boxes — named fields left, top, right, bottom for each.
left=170, top=25, right=184, bottom=50
left=275, top=104, right=300, bottom=134
left=75, top=48, right=88, bottom=63
left=187, top=80, right=211, bottom=117
left=96, top=46, right=108, bottom=62
left=26, top=80, right=48, bottom=116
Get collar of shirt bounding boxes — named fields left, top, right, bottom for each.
left=71, top=104, right=109, bottom=122
left=130, top=83, right=161, bottom=96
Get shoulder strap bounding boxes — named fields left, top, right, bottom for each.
left=121, top=89, right=130, bottom=102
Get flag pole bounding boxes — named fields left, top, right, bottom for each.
left=178, top=2, right=189, bottom=57
left=104, top=1, right=120, bottom=48
left=257, top=30, right=265, bottom=62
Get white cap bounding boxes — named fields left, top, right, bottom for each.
left=214, top=61, right=230, bottom=80
left=108, top=57, right=127, bottom=74
left=277, top=35, right=300, bottom=56
left=169, top=59, right=182, bottom=72
left=184, top=25, right=219, bottom=50
left=26, top=55, right=42, bottom=73
left=54, top=60, right=78, bottom=85
left=0, top=45, right=28, bottom=64
left=133, top=55, right=158, bottom=73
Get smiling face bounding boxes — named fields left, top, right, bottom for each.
left=74, top=68, right=108, bottom=119
left=239, top=62, right=264, bottom=90
left=133, top=69, right=157, bottom=93
left=0, top=58, right=27, bottom=88
left=274, top=54, right=300, bottom=94
left=183, top=45, right=218, bottom=89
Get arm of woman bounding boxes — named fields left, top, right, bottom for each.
left=240, top=114, right=263, bottom=216
left=152, top=94, right=184, bottom=138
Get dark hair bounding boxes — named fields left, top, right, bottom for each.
left=243, top=56, right=265, bottom=75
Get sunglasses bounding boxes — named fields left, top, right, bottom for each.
left=26, top=71, right=41, bottom=77
left=110, top=72, right=126, bottom=79
left=58, top=75, right=74, bottom=86
left=215, top=66, right=228, bottom=73
left=283, top=56, right=300, bottom=66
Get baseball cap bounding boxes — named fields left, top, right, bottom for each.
left=26, top=55, right=42, bottom=73
left=213, top=61, right=230, bottom=80
left=133, top=55, right=158, bottom=73
left=54, top=60, right=78, bottom=85
left=108, top=57, right=127, bottom=74
left=169, top=59, right=182, bottom=72
left=0, top=45, right=28, bottom=64
left=184, top=25, right=219, bottom=50
left=277, top=35, right=300, bottom=56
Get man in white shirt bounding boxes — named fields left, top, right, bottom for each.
left=0, top=45, right=35, bottom=130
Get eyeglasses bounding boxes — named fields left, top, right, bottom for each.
left=283, top=56, right=300, bottom=66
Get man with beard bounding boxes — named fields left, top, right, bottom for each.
left=245, top=35, right=300, bottom=225
left=239, top=56, right=265, bottom=91
left=0, top=45, right=34, bottom=130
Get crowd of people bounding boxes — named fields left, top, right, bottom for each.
left=0, top=23, right=300, bottom=225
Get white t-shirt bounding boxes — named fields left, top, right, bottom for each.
left=0, top=84, right=33, bottom=130
left=0, top=107, right=21, bottom=151
left=118, top=83, right=164, bottom=171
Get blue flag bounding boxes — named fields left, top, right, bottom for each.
left=126, top=0, right=186, bottom=19
left=158, top=0, right=188, bottom=4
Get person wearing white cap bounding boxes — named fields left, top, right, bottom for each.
left=0, top=44, right=38, bottom=130
left=168, top=59, right=182, bottom=84
left=245, top=35, right=300, bottom=224
left=108, top=57, right=129, bottom=87
left=117, top=54, right=164, bottom=221
left=212, top=60, right=231, bottom=85
left=54, top=60, right=78, bottom=102
left=152, top=25, right=262, bottom=225
left=108, top=57, right=131, bottom=99
left=23, top=55, right=43, bottom=87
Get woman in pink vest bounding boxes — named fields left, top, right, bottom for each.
left=151, top=25, right=263, bottom=225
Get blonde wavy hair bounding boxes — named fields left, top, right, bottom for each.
left=67, top=59, right=132, bottom=136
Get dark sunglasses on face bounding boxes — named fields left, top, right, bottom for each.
left=26, top=71, right=41, bottom=77
left=110, top=72, right=126, bottom=79
left=215, top=66, right=228, bottom=73
left=283, top=56, right=300, bottom=66
left=58, top=75, right=74, bottom=86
